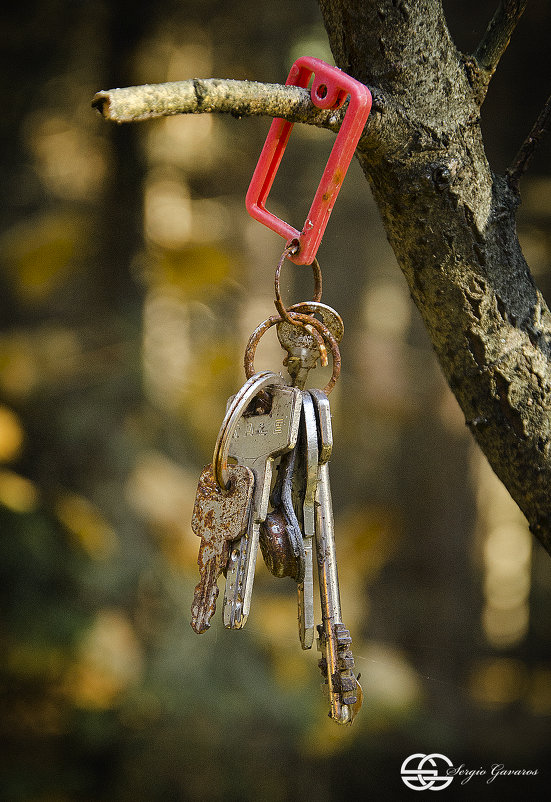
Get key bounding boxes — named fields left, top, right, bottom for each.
left=259, top=441, right=305, bottom=582
left=295, top=392, right=317, bottom=649
left=258, top=392, right=316, bottom=648
left=222, top=383, right=302, bottom=628
left=190, top=463, right=254, bottom=634
left=310, top=389, right=363, bottom=724
left=277, top=302, right=344, bottom=390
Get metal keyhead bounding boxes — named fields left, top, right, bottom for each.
left=216, top=376, right=302, bottom=629
left=277, top=302, right=344, bottom=389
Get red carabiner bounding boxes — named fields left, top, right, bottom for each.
left=246, top=57, right=372, bottom=265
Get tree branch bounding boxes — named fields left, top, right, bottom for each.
left=471, top=0, right=527, bottom=98
left=92, top=78, right=344, bottom=131
left=508, top=92, right=551, bottom=191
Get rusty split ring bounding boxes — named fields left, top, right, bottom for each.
left=243, top=312, right=341, bottom=396
left=273, top=245, right=325, bottom=362
left=274, top=246, right=322, bottom=320
left=213, top=371, right=284, bottom=490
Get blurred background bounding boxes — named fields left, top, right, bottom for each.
left=1, top=1, right=551, bottom=799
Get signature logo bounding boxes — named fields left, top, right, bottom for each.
left=401, top=753, right=454, bottom=791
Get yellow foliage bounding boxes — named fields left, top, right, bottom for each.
left=0, top=405, right=25, bottom=461
left=182, top=344, right=237, bottom=447
left=470, top=657, right=527, bottom=709
left=527, top=666, right=551, bottom=715
left=0, top=334, right=40, bottom=397
left=64, top=609, right=143, bottom=710
left=0, top=213, right=87, bottom=302
left=337, top=504, right=402, bottom=581
left=149, top=244, right=231, bottom=296
left=6, top=643, right=66, bottom=681
left=55, top=492, right=118, bottom=559
left=125, top=450, right=198, bottom=570
left=0, top=469, right=39, bottom=513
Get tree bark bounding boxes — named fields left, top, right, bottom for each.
left=317, top=0, right=551, bottom=556
left=93, top=0, right=551, bottom=557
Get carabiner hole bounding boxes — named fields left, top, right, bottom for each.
left=287, top=237, right=300, bottom=254
left=244, top=390, right=272, bottom=416
left=316, top=83, right=328, bottom=100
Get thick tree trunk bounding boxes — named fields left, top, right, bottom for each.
left=318, top=0, right=551, bottom=555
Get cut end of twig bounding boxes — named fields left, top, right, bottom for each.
left=91, top=92, right=111, bottom=119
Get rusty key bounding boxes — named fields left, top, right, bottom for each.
left=190, top=462, right=254, bottom=634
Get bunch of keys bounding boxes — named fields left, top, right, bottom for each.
left=190, top=288, right=362, bottom=724
left=190, top=56, right=370, bottom=724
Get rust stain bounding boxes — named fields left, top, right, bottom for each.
left=190, top=463, right=253, bottom=633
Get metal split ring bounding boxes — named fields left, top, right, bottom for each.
left=212, top=371, right=284, bottom=490
left=243, top=307, right=341, bottom=396
left=273, top=245, right=326, bottom=362
left=274, top=245, right=322, bottom=321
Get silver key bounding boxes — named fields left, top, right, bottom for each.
left=258, top=392, right=316, bottom=648
left=296, top=392, right=317, bottom=649
left=222, top=382, right=302, bottom=628
left=310, top=389, right=362, bottom=724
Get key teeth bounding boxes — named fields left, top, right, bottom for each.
left=316, top=621, right=362, bottom=721
left=340, top=675, right=357, bottom=693
left=334, top=623, right=353, bottom=646
left=190, top=618, right=210, bottom=635
left=191, top=577, right=220, bottom=634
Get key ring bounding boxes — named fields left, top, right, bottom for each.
left=274, top=243, right=322, bottom=320
left=243, top=307, right=341, bottom=395
left=213, top=371, right=284, bottom=490
left=273, top=244, right=326, bottom=363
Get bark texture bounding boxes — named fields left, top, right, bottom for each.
left=92, top=79, right=344, bottom=129
left=318, top=0, right=551, bottom=554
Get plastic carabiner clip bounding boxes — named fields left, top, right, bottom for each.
left=246, top=57, right=372, bottom=265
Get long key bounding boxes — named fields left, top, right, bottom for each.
left=310, top=389, right=362, bottom=724
left=295, top=392, right=317, bottom=649
left=190, top=463, right=254, bottom=633
left=223, top=384, right=302, bottom=628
